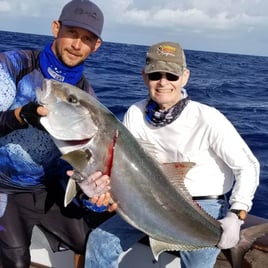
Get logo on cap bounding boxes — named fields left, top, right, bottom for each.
left=74, top=7, right=98, bottom=20
left=157, top=45, right=177, bottom=58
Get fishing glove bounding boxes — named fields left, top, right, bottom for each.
left=217, top=212, right=244, bottom=249
left=19, top=102, right=45, bottom=130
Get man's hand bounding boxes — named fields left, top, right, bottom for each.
left=217, top=212, right=244, bottom=249
left=91, top=193, right=118, bottom=212
left=75, top=171, right=111, bottom=198
left=18, top=102, right=48, bottom=130
left=67, top=171, right=117, bottom=212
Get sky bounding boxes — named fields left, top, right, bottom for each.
left=0, top=0, right=268, bottom=57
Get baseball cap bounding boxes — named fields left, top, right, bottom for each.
left=59, top=0, right=104, bottom=39
left=144, top=42, right=187, bottom=76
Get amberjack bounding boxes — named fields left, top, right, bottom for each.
left=36, top=79, right=268, bottom=268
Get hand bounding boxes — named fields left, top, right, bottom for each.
left=75, top=171, right=111, bottom=198
left=90, top=193, right=118, bottom=212
left=19, top=102, right=48, bottom=130
left=217, top=212, right=244, bottom=249
left=67, top=171, right=117, bottom=212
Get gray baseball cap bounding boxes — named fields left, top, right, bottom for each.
left=59, top=0, right=104, bottom=39
left=144, top=42, right=187, bottom=76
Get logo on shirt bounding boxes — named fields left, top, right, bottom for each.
left=47, top=67, right=64, bottom=82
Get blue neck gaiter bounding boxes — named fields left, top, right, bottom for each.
left=39, top=43, right=84, bottom=85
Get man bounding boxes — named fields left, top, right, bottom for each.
left=0, top=1, right=111, bottom=267
left=83, top=42, right=260, bottom=267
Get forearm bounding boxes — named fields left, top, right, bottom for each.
left=211, top=118, right=260, bottom=211
left=230, top=160, right=260, bottom=211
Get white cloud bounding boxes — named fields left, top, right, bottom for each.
left=97, top=0, right=268, bottom=31
left=0, top=0, right=66, bottom=18
left=0, top=0, right=267, bottom=56
left=0, top=1, right=10, bottom=12
left=95, top=0, right=268, bottom=55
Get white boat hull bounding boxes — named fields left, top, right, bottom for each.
left=30, top=226, right=181, bottom=268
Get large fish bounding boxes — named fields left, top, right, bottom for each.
left=37, top=79, right=268, bottom=267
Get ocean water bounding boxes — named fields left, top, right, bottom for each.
left=0, top=30, right=267, bottom=218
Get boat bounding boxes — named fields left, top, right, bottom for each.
left=30, top=214, right=268, bottom=268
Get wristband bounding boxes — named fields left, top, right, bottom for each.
left=82, top=198, right=108, bottom=213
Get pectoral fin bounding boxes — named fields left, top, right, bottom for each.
left=61, top=149, right=92, bottom=171
left=64, top=178, right=78, bottom=207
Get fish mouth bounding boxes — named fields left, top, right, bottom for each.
left=64, top=138, right=91, bottom=146
left=52, top=137, right=93, bottom=155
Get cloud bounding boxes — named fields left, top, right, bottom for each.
left=0, top=0, right=63, bottom=15
left=98, top=0, right=268, bottom=32
left=0, top=0, right=267, bottom=56
left=95, top=0, right=268, bottom=55
left=0, top=1, right=10, bottom=12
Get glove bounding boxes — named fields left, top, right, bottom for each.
left=19, top=102, right=45, bottom=130
left=217, top=212, right=244, bottom=249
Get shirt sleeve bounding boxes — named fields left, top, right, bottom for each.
left=208, top=108, right=259, bottom=211
left=0, top=52, right=25, bottom=136
left=77, top=75, right=97, bottom=98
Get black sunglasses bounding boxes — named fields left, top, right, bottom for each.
left=148, top=72, right=179, bottom=81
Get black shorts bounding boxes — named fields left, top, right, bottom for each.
left=0, top=185, right=90, bottom=268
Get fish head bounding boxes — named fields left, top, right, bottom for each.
left=36, top=79, right=98, bottom=154
left=37, top=79, right=119, bottom=206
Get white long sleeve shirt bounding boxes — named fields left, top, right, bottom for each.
left=123, top=99, right=259, bottom=211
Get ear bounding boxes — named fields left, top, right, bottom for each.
left=142, top=69, right=149, bottom=86
left=181, top=68, right=190, bottom=87
left=92, top=38, right=102, bottom=52
left=52, top=21, right=61, bottom=38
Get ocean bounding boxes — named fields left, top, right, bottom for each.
left=0, top=30, right=267, bottom=218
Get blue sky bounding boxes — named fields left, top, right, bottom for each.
left=0, top=0, right=267, bottom=56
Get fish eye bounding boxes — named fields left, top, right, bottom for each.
left=67, top=94, right=78, bottom=103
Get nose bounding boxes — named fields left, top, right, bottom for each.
left=159, top=75, right=169, bottom=85
left=71, top=38, right=82, bottom=50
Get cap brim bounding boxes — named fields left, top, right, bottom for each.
left=144, top=61, right=183, bottom=76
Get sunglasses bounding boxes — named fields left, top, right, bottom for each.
left=148, top=72, right=179, bottom=81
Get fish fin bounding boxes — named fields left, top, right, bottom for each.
left=161, top=162, right=195, bottom=201
left=61, top=149, right=92, bottom=171
left=64, top=178, right=78, bottom=207
left=230, top=223, right=268, bottom=268
left=149, top=237, right=200, bottom=261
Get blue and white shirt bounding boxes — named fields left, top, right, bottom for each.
left=0, top=49, right=94, bottom=192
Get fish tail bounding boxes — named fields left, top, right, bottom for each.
left=230, top=223, right=268, bottom=268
